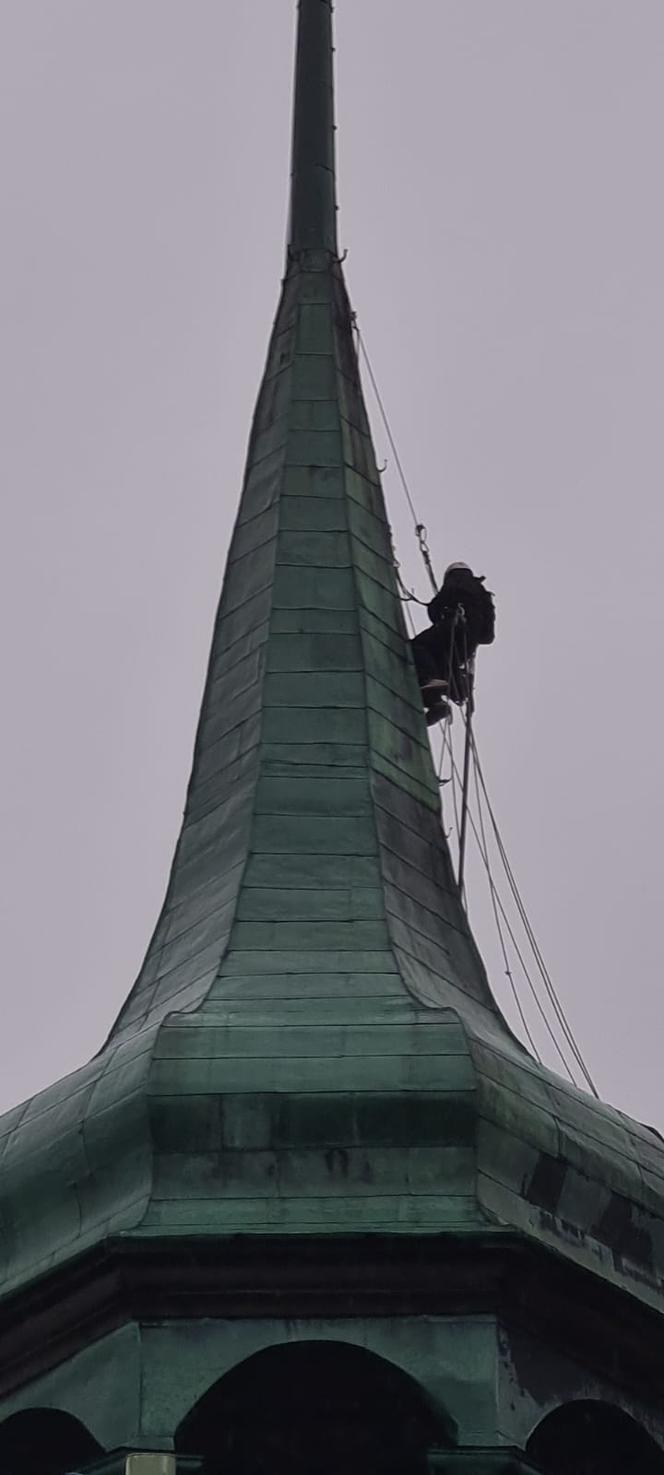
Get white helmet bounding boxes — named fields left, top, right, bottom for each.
left=444, top=561, right=472, bottom=577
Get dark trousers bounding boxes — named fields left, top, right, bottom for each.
left=411, top=621, right=473, bottom=705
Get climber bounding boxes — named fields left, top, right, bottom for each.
left=411, top=562, right=495, bottom=726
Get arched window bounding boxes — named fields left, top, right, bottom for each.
left=176, top=1340, right=453, bottom=1475
left=0, top=1408, right=103, bottom=1475
left=527, top=1399, right=664, bottom=1475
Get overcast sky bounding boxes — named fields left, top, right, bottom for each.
left=1, top=0, right=663, bottom=1127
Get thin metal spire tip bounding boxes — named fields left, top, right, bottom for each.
left=288, top=0, right=338, bottom=255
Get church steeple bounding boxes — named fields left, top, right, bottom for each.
left=106, top=0, right=495, bottom=1046
left=289, top=0, right=338, bottom=254
left=2, top=5, right=664, bottom=1471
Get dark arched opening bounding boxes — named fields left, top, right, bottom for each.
left=527, top=1399, right=664, bottom=1475
left=176, top=1340, right=453, bottom=1475
left=0, top=1408, right=103, bottom=1475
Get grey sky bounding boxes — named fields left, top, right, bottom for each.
left=1, top=1, right=663, bottom=1126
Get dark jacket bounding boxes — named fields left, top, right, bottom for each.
left=427, top=569, right=495, bottom=649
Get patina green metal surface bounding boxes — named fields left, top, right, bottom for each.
left=1, top=0, right=664, bottom=1336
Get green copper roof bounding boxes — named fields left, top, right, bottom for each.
left=107, top=250, right=493, bottom=1037
left=1, top=0, right=664, bottom=1314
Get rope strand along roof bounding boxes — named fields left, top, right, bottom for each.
left=1, top=0, right=664, bottom=1334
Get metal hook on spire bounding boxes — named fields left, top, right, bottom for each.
left=415, top=524, right=438, bottom=595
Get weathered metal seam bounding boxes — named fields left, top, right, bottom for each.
left=207, top=651, right=269, bottom=698
left=365, top=705, right=431, bottom=756
left=208, top=621, right=271, bottom=675
left=360, top=656, right=422, bottom=702
left=473, top=1073, right=642, bottom=1167
left=383, top=892, right=475, bottom=947
left=372, top=801, right=457, bottom=864
left=155, top=861, right=246, bottom=944
left=215, top=572, right=275, bottom=619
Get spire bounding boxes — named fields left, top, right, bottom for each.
left=288, top=0, right=338, bottom=254
left=94, top=0, right=500, bottom=1043
left=2, top=0, right=664, bottom=1340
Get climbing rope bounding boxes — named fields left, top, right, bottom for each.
left=394, top=560, right=428, bottom=608
left=355, top=320, right=599, bottom=1097
left=471, top=748, right=543, bottom=1064
left=355, top=323, right=438, bottom=596
left=469, top=733, right=599, bottom=1098
left=437, top=611, right=463, bottom=855
left=446, top=734, right=584, bottom=1086
left=457, top=619, right=475, bottom=896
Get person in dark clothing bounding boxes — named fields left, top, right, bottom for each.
left=411, top=562, right=495, bottom=725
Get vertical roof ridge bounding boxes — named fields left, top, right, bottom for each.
left=288, top=0, right=338, bottom=255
